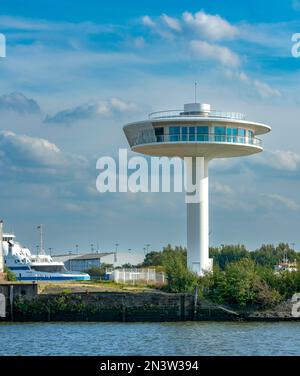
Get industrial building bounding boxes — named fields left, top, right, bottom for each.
left=52, top=251, right=144, bottom=272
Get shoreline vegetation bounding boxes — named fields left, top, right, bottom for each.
left=1, top=243, right=300, bottom=322
left=145, top=243, right=300, bottom=309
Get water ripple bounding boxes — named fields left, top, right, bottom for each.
left=0, top=321, right=299, bottom=355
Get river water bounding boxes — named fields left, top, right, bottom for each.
left=0, top=321, right=299, bottom=355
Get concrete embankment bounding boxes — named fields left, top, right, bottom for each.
left=0, top=283, right=299, bottom=322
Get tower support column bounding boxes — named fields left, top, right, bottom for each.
left=186, top=157, right=213, bottom=276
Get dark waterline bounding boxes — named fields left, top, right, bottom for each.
left=0, top=321, right=299, bottom=356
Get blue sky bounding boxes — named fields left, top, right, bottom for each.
left=0, top=0, right=300, bottom=258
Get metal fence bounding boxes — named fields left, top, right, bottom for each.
left=107, top=268, right=166, bottom=285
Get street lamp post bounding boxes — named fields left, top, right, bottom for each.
left=114, top=243, right=119, bottom=263
left=37, top=225, right=44, bottom=255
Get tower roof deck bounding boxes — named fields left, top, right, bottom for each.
left=149, top=108, right=246, bottom=121
left=146, top=102, right=270, bottom=135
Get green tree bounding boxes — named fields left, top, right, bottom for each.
left=275, top=269, right=300, bottom=299
left=251, top=244, right=277, bottom=268
left=142, top=244, right=187, bottom=267
left=142, top=251, right=164, bottom=266
left=4, top=266, right=17, bottom=281
left=251, top=243, right=300, bottom=268
left=162, top=248, right=198, bottom=293
left=210, top=244, right=249, bottom=270
left=143, top=242, right=299, bottom=308
left=205, top=259, right=281, bottom=308
left=222, top=258, right=257, bottom=307
left=84, top=263, right=112, bottom=278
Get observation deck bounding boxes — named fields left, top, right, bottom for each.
left=123, top=103, right=271, bottom=158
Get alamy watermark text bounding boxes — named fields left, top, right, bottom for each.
left=96, top=149, right=205, bottom=203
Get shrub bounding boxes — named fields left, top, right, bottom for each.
left=203, top=259, right=282, bottom=309
left=162, top=249, right=198, bottom=293
left=210, top=244, right=249, bottom=270
left=4, top=266, right=16, bottom=281
left=84, top=263, right=112, bottom=278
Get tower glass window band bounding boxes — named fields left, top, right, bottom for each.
left=162, top=125, right=253, bottom=144
left=169, top=126, right=180, bottom=141
left=247, top=130, right=254, bottom=144
left=189, top=127, right=195, bottom=141
left=238, top=128, right=246, bottom=143
left=214, top=126, right=226, bottom=142
left=181, top=126, right=188, bottom=141
left=197, top=126, right=209, bottom=141
left=155, top=127, right=164, bottom=142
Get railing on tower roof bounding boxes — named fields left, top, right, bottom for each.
left=148, top=109, right=246, bottom=121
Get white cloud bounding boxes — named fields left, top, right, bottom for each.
left=133, top=36, right=146, bottom=48
left=211, top=181, right=233, bottom=195
left=0, top=92, right=40, bottom=114
left=210, top=157, right=239, bottom=172
left=0, top=15, right=60, bottom=31
left=0, top=15, right=115, bottom=34
left=253, top=150, right=300, bottom=171
left=261, top=193, right=300, bottom=211
left=247, top=150, right=300, bottom=176
left=224, top=70, right=281, bottom=98
left=142, top=15, right=156, bottom=28
left=161, top=14, right=182, bottom=32
left=238, top=21, right=292, bottom=53
left=107, top=97, right=137, bottom=113
left=225, top=69, right=249, bottom=83
left=44, top=98, right=137, bottom=125
left=254, top=79, right=281, bottom=98
left=0, top=130, right=87, bottom=173
left=183, top=10, right=238, bottom=40
left=238, top=71, right=249, bottom=82
left=142, top=10, right=238, bottom=43
left=141, top=14, right=176, bottom=39
left=190, top=40, right=240, bottom=67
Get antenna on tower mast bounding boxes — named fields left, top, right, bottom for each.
left=194, top=81, right=197, bottom=103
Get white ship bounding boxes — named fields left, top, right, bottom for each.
left=2, top=233, right=90, bottom=281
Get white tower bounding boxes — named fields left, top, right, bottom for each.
left=123, top=102, right=271, bottom=275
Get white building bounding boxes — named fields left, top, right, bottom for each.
left=123, top=102, right=271, bottom=275
left=52, top=251, right=144, bottom=272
